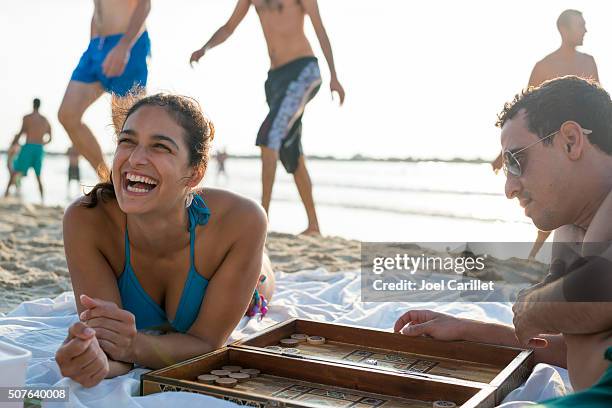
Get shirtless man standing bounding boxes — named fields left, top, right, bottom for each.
left=5, top=98, right=52, bottom=202
left=396, top=77, right=612, bottom=402
left=58, top=0, right=151, bottom=178
left=190, top=0, right=346, bottom=235
left=492, top=9, right=600, bottom=260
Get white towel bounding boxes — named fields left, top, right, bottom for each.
left=0, top=269, right=571, bottom=407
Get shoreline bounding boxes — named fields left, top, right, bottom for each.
left=0, top=200, right=546, bottom=314
left=0, top=200, right=362, bottom=313
left=0, top=151, right=493, bottom=165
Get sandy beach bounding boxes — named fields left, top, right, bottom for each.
left=0, top=199, right=362, bottom=313
left=0, top=199, right=548, bottom=314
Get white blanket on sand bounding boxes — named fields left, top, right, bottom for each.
left=0, top=269, right=572, bottom=408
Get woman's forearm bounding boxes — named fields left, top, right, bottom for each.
left=131, top=332, right=217, bottom=369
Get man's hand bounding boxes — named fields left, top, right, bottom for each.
left=394, top=309, right=474, bottom=341
left=330, top=76, right=345, bottom=105
left=79, top=295, right=137, bottom=363
left=55, top=322, right=109, bottom=388
left=102, top=42, right=131, bottom=78
left=512, top=293, right=551, bottom=348
left=190, top=48, right=206, bottom=67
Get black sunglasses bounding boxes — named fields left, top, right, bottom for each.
left=502, top=128, right=592, bottom=177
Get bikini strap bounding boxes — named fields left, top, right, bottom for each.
left=124, top=228, right=131, bottom=259
left=187, top=194, right=211, bottom=264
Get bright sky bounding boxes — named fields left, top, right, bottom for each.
left=1, top=0, right=611, bottom=160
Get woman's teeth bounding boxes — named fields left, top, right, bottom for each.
left=126, top=173, right=158, bottom=186
left=127, top=185, right=150, bottom=193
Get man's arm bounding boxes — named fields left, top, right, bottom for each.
left=591, top=56, right=600, bottom=83
left=10, top=118, right=25, bottom=146
left=394, top=310, right=567, bottom=367
left=44, top=120, right=52, bottom=145
left=118, top=0, right=151, bottom=49
left=102, top=0, right=151, bottom=77
left=190, top=0, right=250, bottom=65
left=302, top=0, right=345, bottom=104
left=514, top=255, right=612, bottom=342
left=90, top=15, right=95, bottom=38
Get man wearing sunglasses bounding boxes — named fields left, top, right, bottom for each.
left=395, top=76, right=612, bottom=403
left=492, top=9, right=600, bottom=262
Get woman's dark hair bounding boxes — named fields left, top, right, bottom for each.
left=81, top=92, right=215, bottom=208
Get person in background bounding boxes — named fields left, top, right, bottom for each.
left=67, top=145, right=81, bottom=197
left=190, top=0, right=346, bottom=235
left=4, top=98, right=52, bottom=203
left=492, top=9, right=599, bottom=261
left=58, top=0, right=151, bottom=179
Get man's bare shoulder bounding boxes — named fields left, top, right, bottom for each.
left=576, top=50, right=596, bottom=61
left=535, top=51, right=562, bottom=68
left=585, top=190, right=612, bottom=242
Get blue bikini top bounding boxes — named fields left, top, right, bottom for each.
left=117, top=195, right=211, bottom=333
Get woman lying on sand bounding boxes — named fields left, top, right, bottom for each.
left=55, top=93, right=274, bottom=387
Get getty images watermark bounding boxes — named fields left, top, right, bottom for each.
left=360, top=242, right=547, bottom=302
left=371, top=252, right=492, bottom=291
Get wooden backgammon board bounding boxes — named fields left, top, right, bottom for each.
left=141, top=319, right=534, bottom=408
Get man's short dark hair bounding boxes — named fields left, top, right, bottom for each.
left=496, top=76, right=612, bottom=155
left=33, top=98, right=41, bottom=109
left=557, top=9, right=582, bottom=31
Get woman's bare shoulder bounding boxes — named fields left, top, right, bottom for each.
left=197, top=188, right=267, bottom=234
left=63, top=196, right=124, bottom=236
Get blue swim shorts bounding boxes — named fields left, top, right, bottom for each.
left=71, top=31, right=150, bottom=96
left=13, top=143, right=45, bottom=177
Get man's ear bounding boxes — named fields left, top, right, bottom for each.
left=559, top=121, right=586, bottom=160
left=187, top=166, right=205, bottom=188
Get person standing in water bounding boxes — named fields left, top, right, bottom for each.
left=5, top=98, right=52, bottom=202
left=190, top=0, right=346, bottom=235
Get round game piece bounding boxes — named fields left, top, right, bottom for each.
left=306, top=335, right=326, bottom=345
left=280, top=338, right=299, bottom=347
left=197, top=374, right=219, bottom=384
left=215, top=377, right=238, bottom=388
left=433, top=401, right=456, bottom=408
left=222, top=365, right=242, bottom=373
left=240, top=368, right=261, bottom=378
left=282, top=348, right=300, bottom=355
left=229, top=372, right=250, bottom=382
left=264, top=345, right=283, bottom=352
left=210, top=369, right=231, bottom=377
left=290, top=333, right=308, bottom=342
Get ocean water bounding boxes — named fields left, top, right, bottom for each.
left=1, top=0, right=607, bottom=254
left=0, top=154, right=538, bottom=243
left=2, top=0, right=612, bottom=160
